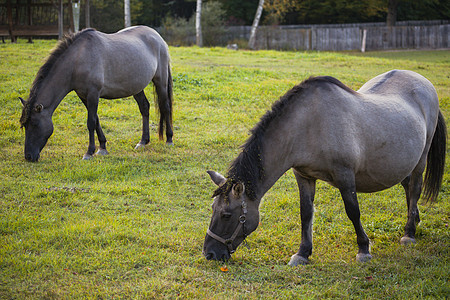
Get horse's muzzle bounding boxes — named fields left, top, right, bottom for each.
left=25, top=152, right=40, bottom=162
left=203, top=249, right=231, bottom=261
left=203, top=235, right=232, bottom=261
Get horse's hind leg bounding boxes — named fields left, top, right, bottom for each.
left=400, top=173, right=422, bottom=245
left=153, top=65, right=173, bottom=145
left=133, top=90, right=150, bottom=149
left=289, top=170, right=316, bottom=266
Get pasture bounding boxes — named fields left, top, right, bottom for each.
left=0, top=40, right=449, bottom=299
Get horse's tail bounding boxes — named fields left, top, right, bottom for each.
left=423, top=110, right=447, bottom=202
left=155, top=63, right=173, bottom=141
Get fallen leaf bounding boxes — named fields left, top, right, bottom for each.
left=220, top=266, right=229, bottom=272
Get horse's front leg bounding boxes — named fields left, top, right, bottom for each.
left=82, top=93, right=106, bottom=159
left=289, top=170, right=316, bottom=266
left=337, top=170, right=371, bottom=262
left=94, top=114, right=108, bottom=156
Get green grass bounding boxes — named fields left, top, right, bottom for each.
left=0, top=39, right=449, bottom=299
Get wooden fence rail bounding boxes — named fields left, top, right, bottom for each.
left=250, top=22, right=449, bottom=51
left=158, top=20, right=449, bottom=51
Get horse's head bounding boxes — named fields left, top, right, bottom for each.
left=20, top=97, right=54, bottom=162
left=203, top=171, right=260, bottom=261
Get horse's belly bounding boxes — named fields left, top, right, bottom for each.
left=354, top=154, right=421, bottom=193
left=354, top=174, right=404, bottom=193
left=100, top=80, right=150, bottom=99
left=100, top=51, right=157, bottom=98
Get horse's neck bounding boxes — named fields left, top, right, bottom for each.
left=38, top=68, right=72, bottom=113
left=255, top=120, right=296, bottom=200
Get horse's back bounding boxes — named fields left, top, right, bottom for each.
left=98, top=25, right=169, bottom=69
left=72, top=26, right=168, bottom=99
left=358, top=70, right=439, bottom=146
left=355, top=71, right=439, bottom=191
left=290, top=71, right=440, bottom=192
left=114, top=26, right=168, bottom=53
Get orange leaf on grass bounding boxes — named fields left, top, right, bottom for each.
left=220, top=266, right=229, bottom=272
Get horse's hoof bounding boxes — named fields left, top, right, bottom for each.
left=288, top=254, right=309, bottom=266
left=96, top=149, right=109, bottom=156
left=135, top=143, right=145, bottom=150
left=82, top=154, right=93, bottom=160
left=356, top=253, right=372, bottom=263
left=400, top=236, right=416, bottom=245
left=166, top=142, right=174, bottom=146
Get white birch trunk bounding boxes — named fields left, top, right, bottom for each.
left=248, top=0, right=264, bottom=49
left=124, top=0, right=131, bottom=28
left=196, top=0, right=203, bottom=47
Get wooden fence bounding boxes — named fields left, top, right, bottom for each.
left=243, top=21, right=449, bottom=51
left=203, top=20, right=447, bottom=51
left=160, top=20, right=448, bottom=51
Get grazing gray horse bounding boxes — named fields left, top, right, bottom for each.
left=203, top=70, right=446, bottom=265
left=20, top=26, right=173, bottom=162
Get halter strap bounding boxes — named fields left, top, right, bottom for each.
left=206, top=200, right=248, bottom=254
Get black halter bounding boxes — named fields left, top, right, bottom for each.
left=206, top=199, right=248, bottom=254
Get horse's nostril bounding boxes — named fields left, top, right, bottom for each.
left=25, top=153, right=32, bottom=161
left=205, top=252, right=215, bottom=260
left=220, top=253, right=230, bottom=262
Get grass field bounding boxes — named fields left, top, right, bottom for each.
left=0, top=39, right=449, bottom=299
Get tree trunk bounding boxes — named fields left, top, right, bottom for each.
left=124, top=0, right=131, bottom=28
left=196, top=0, right=202, bottom=47
left=58, top=0, right=63, bottom=39
left=85, top=0, right=90, bottom=28
left=387, top=0, right=398, bottom=27
left=248, top=0, right=264, bottom=49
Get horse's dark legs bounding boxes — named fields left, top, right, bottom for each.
left=336, top=171, right=371, bottom=262
left=133, top=91, right=150, bottom=148
left=81, top=93, right=107, bottom=159
left=289, top=170, right=316, bottom=266
left=153, top=76, right=173, bottom=145
left=400, top=174, right=421, bottom=245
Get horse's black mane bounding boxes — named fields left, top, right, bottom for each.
left=213, top=76, right=356, bottom=200
left=20, top=28, right=96, bottom=127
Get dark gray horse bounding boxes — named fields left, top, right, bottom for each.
left=203, top=70, right=446, bottom=265
left=20, top=26, right=173, bottom=161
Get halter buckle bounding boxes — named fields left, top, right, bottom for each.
left=239, top=215, right=246, bottom=223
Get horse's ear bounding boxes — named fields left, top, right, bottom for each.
left=19, top=97, right=26, bottom=106
left=207, top=170, right=226, bottom=186
left=232, top=182, right=245, bottom=198
left=34, top=104, right=44, bottom=113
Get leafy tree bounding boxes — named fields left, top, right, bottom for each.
left=200, top=1, right=226, bottom=46
left=83, top=0, right=449, bottom=33
left=89, top=0, right=123, bottom=32
left=397, top=0, right=450, bottom=21
left=263, top=0, right=301, bottom=24
left=216, top=0, right=259, bottom=25
left=260, top=0, right=448, bottom=25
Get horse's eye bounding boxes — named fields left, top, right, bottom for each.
left=222, top=212, right=232, bottom=219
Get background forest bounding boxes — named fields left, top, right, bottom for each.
left=76, top=0, right=449, bottom=33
